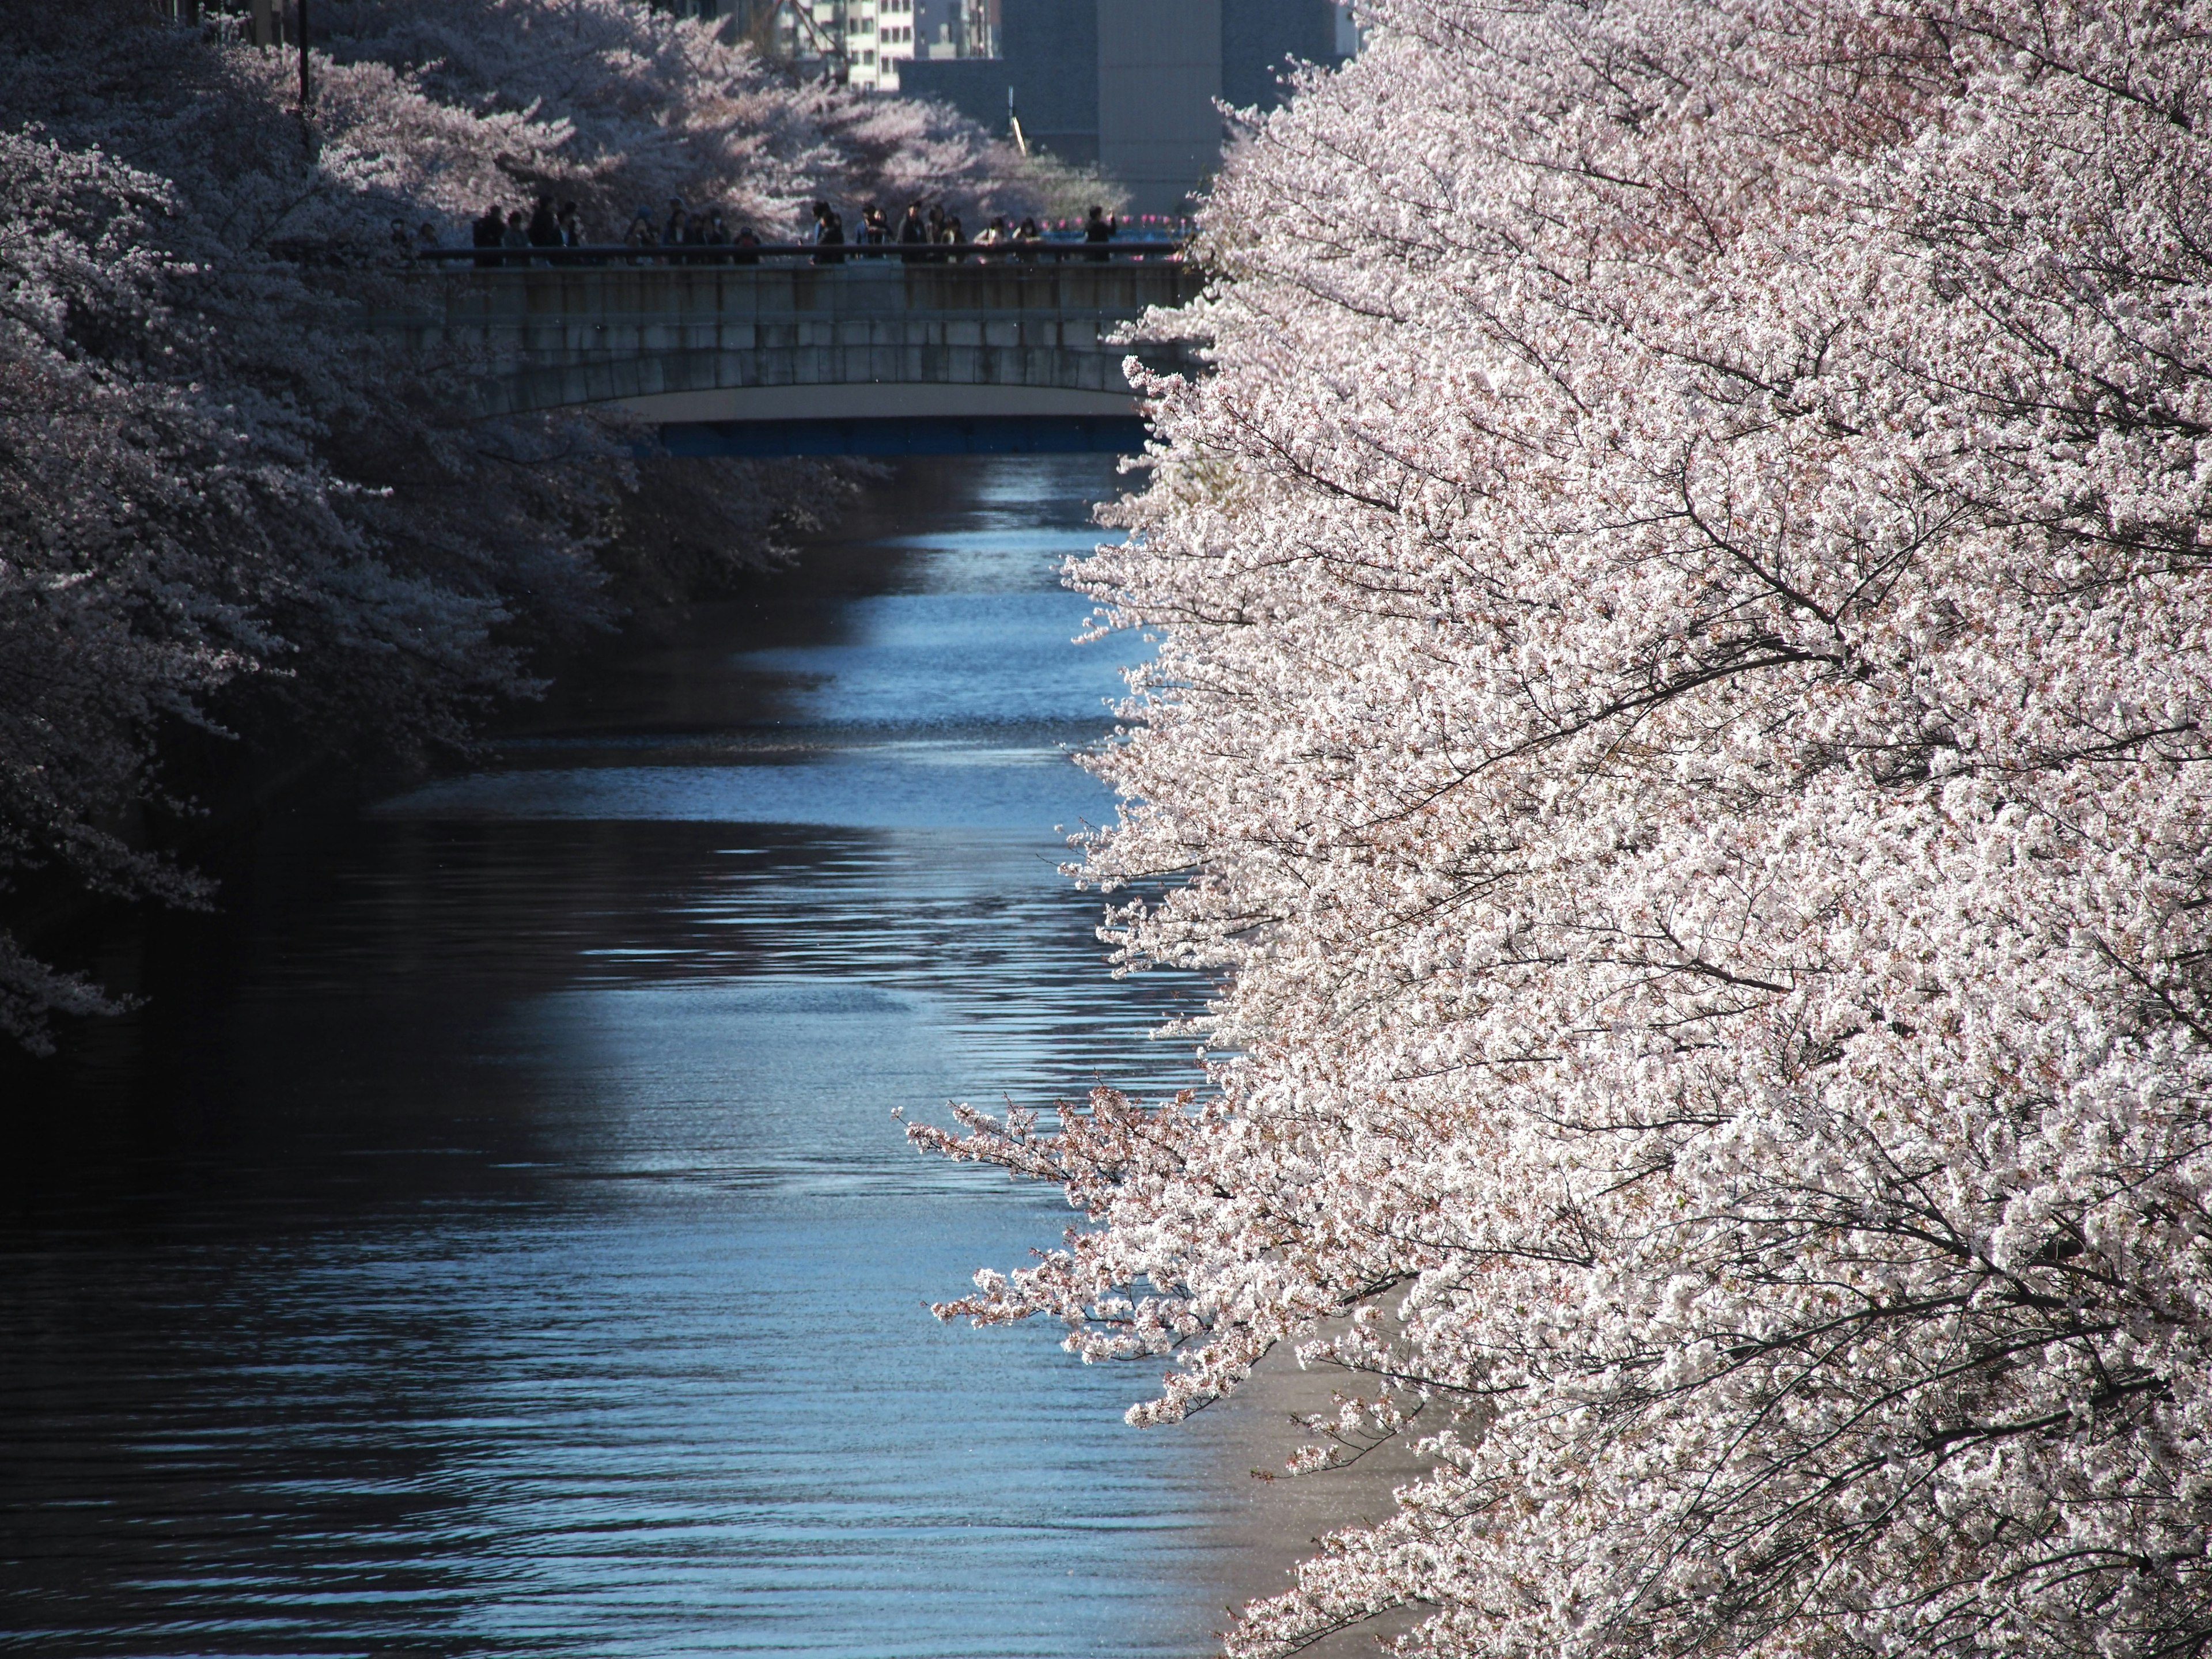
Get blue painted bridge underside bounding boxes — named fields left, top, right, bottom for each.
left=658, top=416, right=1150, bottom=457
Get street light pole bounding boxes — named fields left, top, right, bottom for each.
left=298, top=0, right=313, bottom=113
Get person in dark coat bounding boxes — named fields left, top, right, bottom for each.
left=898, top=200, right=929, bottom=264
left=809, top=200, right=845, bottom=265
left=527, top=196, right=560, bottom=265
left=1083, top=204, right=1115, bottom=262
left=666, top=211, right=701, bottom=265
left=472, top=202, right=505, bottom=268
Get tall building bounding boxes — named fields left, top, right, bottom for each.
left=650, top=0, right=778, bottom=31
left=759, top=0, right=993, bottom=91
left=900, top=0, right=1344, bottom=213
left=897, top=0, right=1096, bottom=159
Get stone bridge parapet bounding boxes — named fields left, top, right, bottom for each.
left=367, top=261, right=1205, bottom=423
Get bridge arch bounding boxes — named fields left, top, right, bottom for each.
left=374, top=257, right=1202, bottom=442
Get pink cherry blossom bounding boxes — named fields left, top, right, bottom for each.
left=919, top=2, right=2212, bottom=1654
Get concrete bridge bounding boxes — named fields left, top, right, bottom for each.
left=373, top=249, right=1203, bottom=455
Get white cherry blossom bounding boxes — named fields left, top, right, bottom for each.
left=919, top=3, right=2212, bottom=1654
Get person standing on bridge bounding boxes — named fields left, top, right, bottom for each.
left=501, top=208, right=531, bottom=267
left=679, top=210, right=710, bottom=263
left=810, top=201, right=846, bottom=266
left=1083, top=204, right=1116, bottom=262
left=472, top=202, right=505, bottom=268
left=527, top=196, right=561, bottom=264
left=661, top=197, right=688, bottom=252
left=899, top=201, right=929, bottom=264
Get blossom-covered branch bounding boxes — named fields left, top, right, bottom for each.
left=921, top=2, right=2212, bottom=1654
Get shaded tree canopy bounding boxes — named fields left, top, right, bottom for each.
left=0, top=0, right=1052, bottom=1049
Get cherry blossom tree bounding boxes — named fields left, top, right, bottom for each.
left=0, top=0, right=1048, bottom=1048
left=0, top=130, right=268, bottom=1042
left=916, top=2, right=2212, bottom=1654
left=312, top=0, right=1062, bottom=236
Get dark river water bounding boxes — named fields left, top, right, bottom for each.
left=0, top=457, right=1264, bottom=1658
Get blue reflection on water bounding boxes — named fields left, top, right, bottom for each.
left=379, top=749, right=1113, bottom=831
left=0, top=457, right=1232, bottom=1658
left=741, top=590, right=1135, bottom=731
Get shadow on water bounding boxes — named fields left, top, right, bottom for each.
left=0, top=456, right=1268, bottom=1658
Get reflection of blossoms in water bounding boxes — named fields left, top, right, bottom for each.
left=919, top=3, right=2212, bottom=1657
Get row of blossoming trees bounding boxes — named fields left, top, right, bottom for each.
left=0, top=0, right=1060, bottom=1049
left=914, top=0, right=2212, bottom=1654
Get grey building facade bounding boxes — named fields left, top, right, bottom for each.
left=1219, top=0, right=1337, bottom=111
left=901, top=0, right=1099, bottom=162
left=903, top=0, right=1342, bottom=213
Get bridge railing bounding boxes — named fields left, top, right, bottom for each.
left=411, top=239, right=1191, bottom=270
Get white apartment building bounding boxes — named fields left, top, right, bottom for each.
left=796, top=0, right=988, bottom=91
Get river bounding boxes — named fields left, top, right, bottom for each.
left=0, top=457, right=1273, bottom=1658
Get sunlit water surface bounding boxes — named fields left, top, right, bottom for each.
left=0, top=459, right=1245, bottom=1658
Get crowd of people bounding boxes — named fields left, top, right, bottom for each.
left=404, top=196, right=1174, bottom=266
left=798, top=199, right=1123, bottom=263
left=615, top=195, right=766, bottom=261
